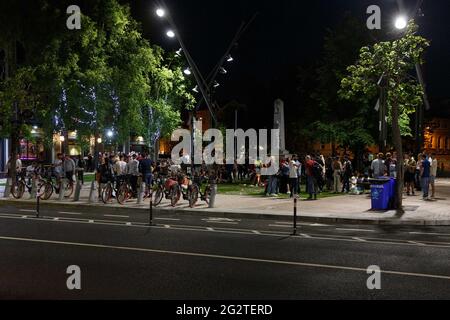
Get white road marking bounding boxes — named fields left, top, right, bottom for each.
left=337, top=228, right=376, bottom=233
left=409, top=232, right=450, bottom=236
left=269, top=224, right=292, bottom=228
left=252, top=231, right=261, bottom=235
left=53, top=218, right=59, bottom=221
left=207, top=227, right=215, bottom=231
left=352, top=237, right=367, bottom=242
left=126, top=223, right=132, bottom=226
left=164, top=225, right=171, bottom=229
left=59, top=212, right=82, bottom=216
left=1, top=235, right=450, bottom=281
left=408, top=241, right=426, bottom=246
left=89, top=220, right=94, bottom=223
left=205, top=221, right=239, bottom=225
left=22, top=216, right=28, bottom=219
left=104, top=214, right=129, bottom=219
left=20, top=209, right=35, bottom=213
left=300, top=234, right=312, bottom=238
left=155, top=218, right=181, bottom=221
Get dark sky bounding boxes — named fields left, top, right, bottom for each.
left=126, top=0, right=450, bottom=127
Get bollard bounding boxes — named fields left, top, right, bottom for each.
left=58, top=179, right=67, bottom=201
left=208, top=181, right=218, bottom=208
left=88, top=180, right=97, bottom=203
left=36, top=191, right=40, bottom=219
left=29, top=176, right=37, bottom=200
left=3, top=178, right=12, bottom=198
left=292, top=196, right=298, bottom=236
left=73, top=179, right=82, bottom=202
left=149, top=189, right=153, bottom=226
left=137, top=182, right=145, bottom=205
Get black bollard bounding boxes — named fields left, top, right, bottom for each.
left=149, top=189, right=153, bottom=226
left=36, top=193, right=40, bottom=219
left=292, top=196, right=298, bottom=236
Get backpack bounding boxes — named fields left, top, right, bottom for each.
left=312, top=162, right=322, bottom=178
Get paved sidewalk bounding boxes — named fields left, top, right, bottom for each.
left=1, top=179, right=449, bottom=225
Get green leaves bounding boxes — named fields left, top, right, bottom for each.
left=341, top=20, right=429, bottom=137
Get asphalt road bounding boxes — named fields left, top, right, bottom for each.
left=0, top=203, right=449, bottom=300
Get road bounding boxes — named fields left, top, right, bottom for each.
left=0, top=203, right=449, bottom=299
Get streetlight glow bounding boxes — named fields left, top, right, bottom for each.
left=184, top=68, right=192, bottom=75
left=395, top=16, right=408, bottom=30
left=166, top=30, right=175, bottom=38
left=226, top=55, right=234, bottom=62
left=107, top=130, right=114, bottom=138
left=156, top=8, right=165, bottom=18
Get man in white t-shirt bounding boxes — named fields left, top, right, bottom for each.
left=430, top=153, right=438, bottom=198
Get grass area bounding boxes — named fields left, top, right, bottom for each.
left=217, top=183, right=343, bottom=199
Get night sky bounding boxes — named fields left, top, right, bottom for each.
left=127, top=0, right=450, bottom=128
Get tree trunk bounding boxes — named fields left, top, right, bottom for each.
left=391, top=102, right=404, bottom=213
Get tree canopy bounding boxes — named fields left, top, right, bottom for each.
left=0, top=0, right=194, bottom=152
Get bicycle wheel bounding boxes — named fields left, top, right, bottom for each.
left=203, top=186, right=211, bottom=205
left=64, top=182, right=74, bottom=198
left=40, top=182, right=53, bottom=200
left=117, top=184, right=129, bottom=205
left=101, top=184, right=113, bottom=204
left=11, top=181, right=25, bottom=199
left=170, top=185, right=181, bottom=207
left=188, top=184, right=199, bottom=208
left=154, top=187, right=164, bottom=206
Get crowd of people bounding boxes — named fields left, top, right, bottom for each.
left=6, top=149, right=440, bottom=202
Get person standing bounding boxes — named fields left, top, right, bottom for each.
left=289, top=155, right=299, bottom=198
left=127, top=154, right=140, bottom=196
left=405, top=154, right=416, bottom=196
left=139, top=153, right=154, bottom=192
left=430, top=153, right=438, bottom=198
left=305, top=155, right=318, bottom=200
left=371, top=153, right=386, bottom=178
left=63, top=155, right=76, bottom=184
left=341, top=156, right=353, bottom=193
left=332, top=157, right=343, bottom=194
left=76, top=155, right=86, bottom=184
left=420, top=154, right=431, bottom=200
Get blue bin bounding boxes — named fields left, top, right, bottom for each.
left=370, top=178, right=392, bottom=210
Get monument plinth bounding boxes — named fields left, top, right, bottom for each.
left=274, top=99, right=290, bottom=156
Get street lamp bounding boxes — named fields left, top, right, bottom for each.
left=156, top=8, right=165, bottom=17
left=106, top=130, right=114, bottom=138
left=166, top=30, right=175, bottom=38
left=395, top=16, right=408, bottom=30
left=183, top=68, right=192, bottom=75
left=226, top=54, right=234, bottom=62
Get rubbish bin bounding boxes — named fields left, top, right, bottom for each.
left=388, top=178, right=397, bottom=209
left=369, top=178, right=392, bottom=210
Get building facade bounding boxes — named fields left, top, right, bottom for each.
left=424, top=118, right=450, bottom=174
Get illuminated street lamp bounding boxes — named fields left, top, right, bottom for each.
left=156, top=8, right=165, bottom=17
left=166, top=30, right=175, bottom=38
left=395, top=16, right=408, bottom=30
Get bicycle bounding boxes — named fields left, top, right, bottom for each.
left=153, top=174, right=180, bottom=207
left=189, top=175, right=213, bottom=208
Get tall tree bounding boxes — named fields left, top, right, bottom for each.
left=340, top=21, right=429, bottom=211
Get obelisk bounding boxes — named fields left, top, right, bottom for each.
left=274, top=99, right=289, bottom=156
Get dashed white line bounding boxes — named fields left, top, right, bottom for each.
left=252, top=231, right=261, bottom=235
left=300, top=234, right=312, bottom=238
left=408, top=241, right=426, bottom=246
left=269, top=224, right=292, bottom=228
left=164, top=225, right=171, bottom=229
left=59, top=212, right=82, bottom=216
left=352, top=237, right=367, bottom=242
left=89, top=220, right=94, bottom=223
left=409, top=232, right=450, bottom=236
left=155, top=218, right=181, bottom=221
left=104, top=214, right=129, bottom=219
left=337, top=228, right=376, bottom=233
left=207, top=227, right=215, bottom=231
left=20, top=209, right=35, bottom=213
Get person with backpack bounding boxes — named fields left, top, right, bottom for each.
left=341, top=155, right=353, bottom=193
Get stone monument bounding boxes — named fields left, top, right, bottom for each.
left=274, top=99, right=290, bottom=156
